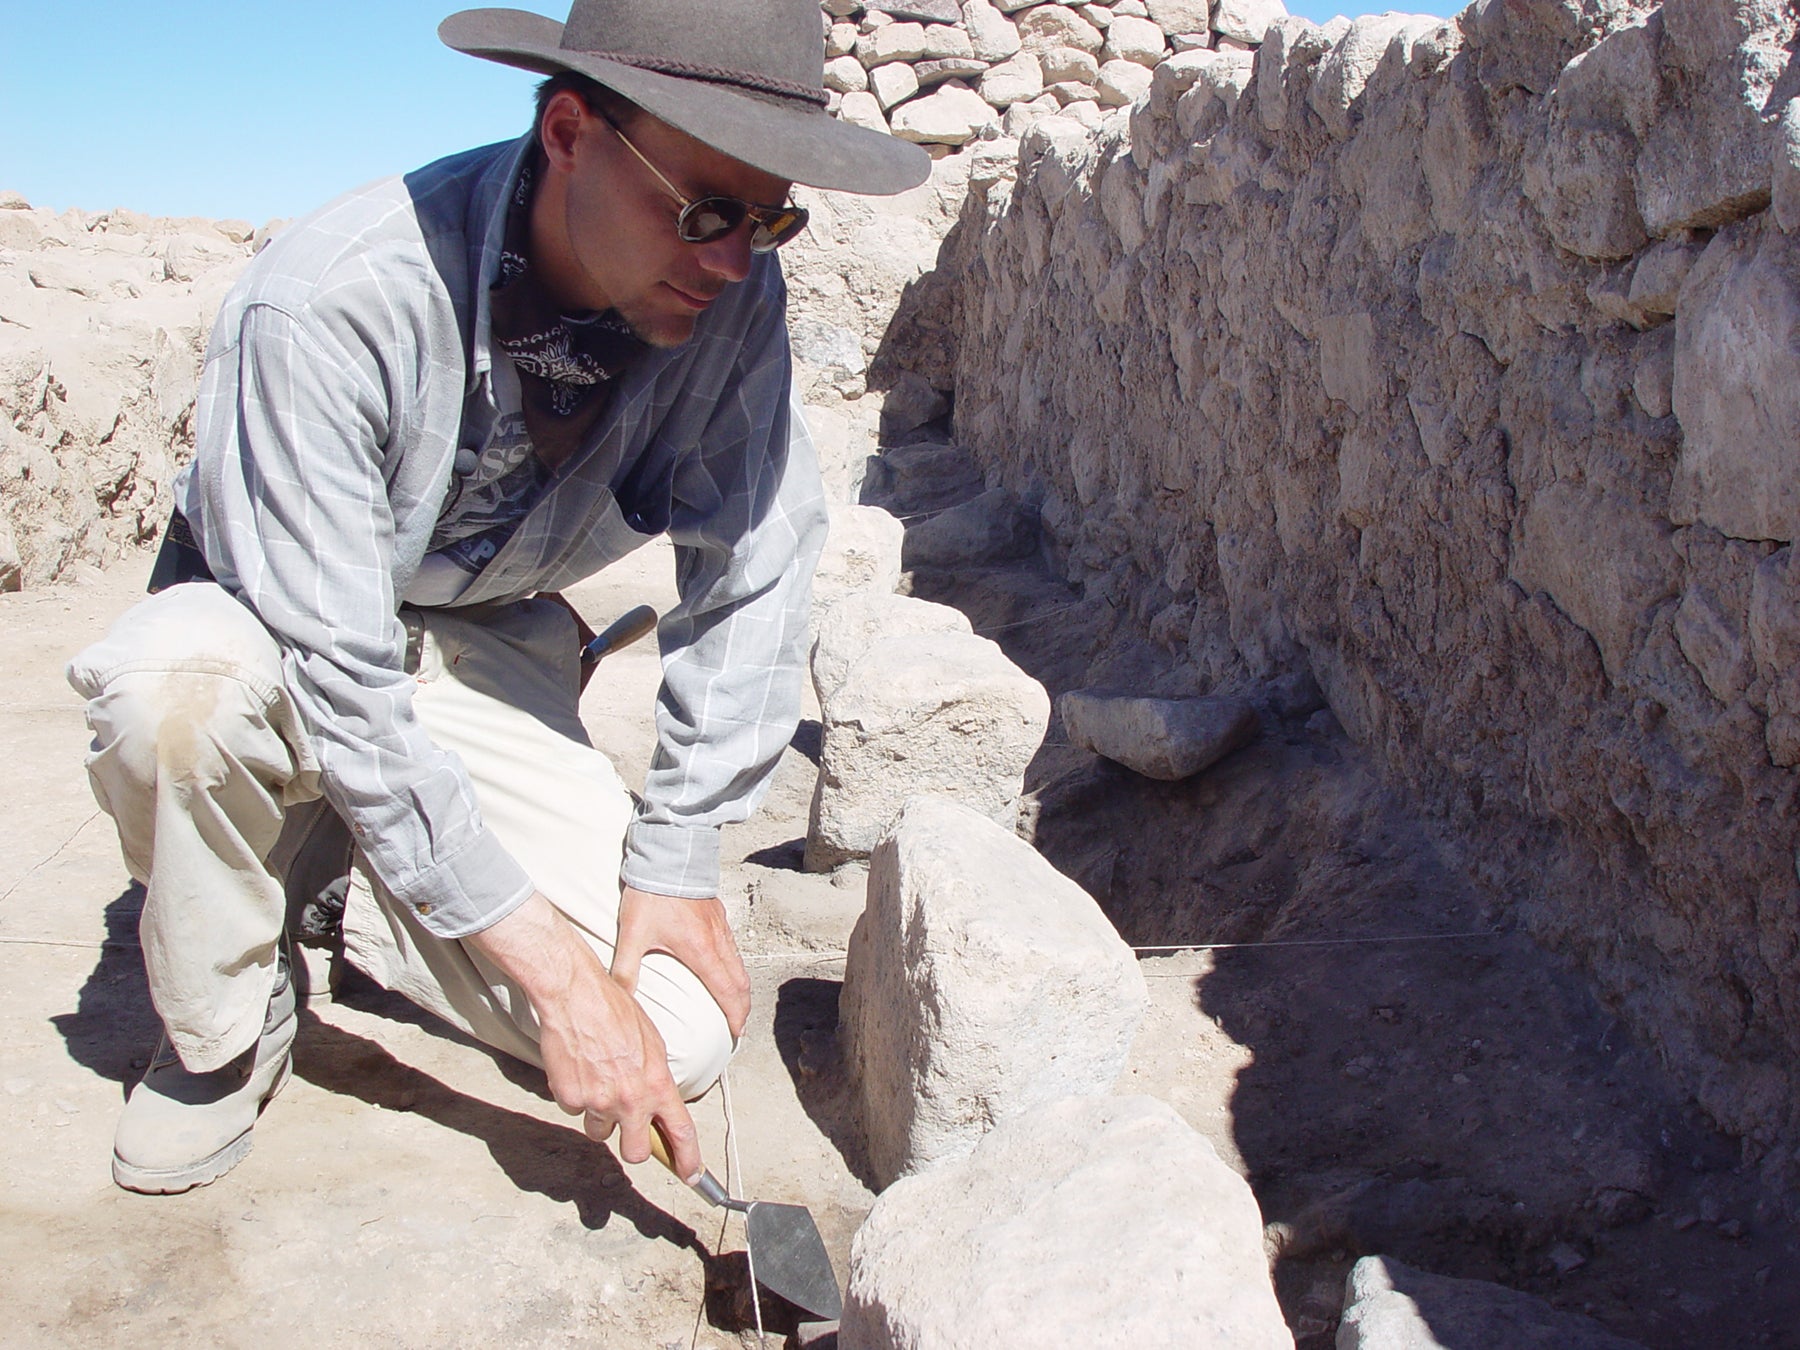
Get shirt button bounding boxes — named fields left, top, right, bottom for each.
left=415, top=902, right=433, bottom=917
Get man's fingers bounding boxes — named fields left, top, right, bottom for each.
left=610, top=922, right=645, bottom=996
left=692, top=947, right=752, bottom=1039
left=654, top=1102, right=703, bottom=1183
left=583, top=1110, right=617, bottom=1143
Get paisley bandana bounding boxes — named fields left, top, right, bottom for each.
left=489, top=153, right=646, bottom=466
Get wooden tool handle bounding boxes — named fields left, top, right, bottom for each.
left=646, top=1123, right=736, bottom=1210
left=581, top=603, right=658, bottom=665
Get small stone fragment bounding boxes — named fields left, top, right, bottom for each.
left=1338, top=1257, right=1648, bottom=1349
left=837, top=91, right=892, bottom=133
left=901, top=486, right=1039, bottom=567
left=870, top=60, right=922, bottom=110
left=979, top=49, right=1046, bottom=106
left=890, top=82, right=998, bottom=144
left=1058, top=689, right=1260, bottom=780
left=1103, top=13, right=1168, bottom=65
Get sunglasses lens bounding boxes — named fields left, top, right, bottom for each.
left=749, top=207, right=809, bottom=253
left=678, top=198, right=747, bottom=244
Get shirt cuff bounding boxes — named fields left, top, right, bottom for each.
left=382, top=823, right=536, bottom=939
left=622, top=820, right=722, bottom=899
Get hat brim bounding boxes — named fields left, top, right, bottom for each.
left=440, top=9, right=932, bottom=196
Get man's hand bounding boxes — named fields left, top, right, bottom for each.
left=466, top=891, right=705, bottom=1180
left=612, top=886, right=751, bottom=1040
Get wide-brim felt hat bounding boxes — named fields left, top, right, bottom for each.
left=441, top=0, right=931, bottom=195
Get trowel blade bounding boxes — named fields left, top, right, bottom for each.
left=744, top=1199, right=843, bottom=1322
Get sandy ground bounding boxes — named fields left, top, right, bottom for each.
left=4, top=540, right=1799, bottom=1347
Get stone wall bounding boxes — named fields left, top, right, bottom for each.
left=0, top=196, right=254, bottom=589
left=932, top=0, right=1800, bottom=1166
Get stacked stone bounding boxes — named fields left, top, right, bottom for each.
left=938, top=0, right=1800, bottom=1178
left=819, top=0, right=1289, bottom=150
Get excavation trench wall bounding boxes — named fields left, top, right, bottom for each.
left=924, top=0, right=1800, bottom=1167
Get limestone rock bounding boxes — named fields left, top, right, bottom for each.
left=883, top=0, right=964, bottom=21
left=0, top=189, right=29, bottom=210
left=901, top=486, right=1039, bottom=567
left=812, top=591, right=973, bottom=705
left=1213, top=0, right=1287, bottom=44
left=813, top=505, right=907, bottom=613
left=860, top=440, right=986, bottom=515
left=878, top=371, right=951, bottom=437
left=1338, top=1257, right=1647, bottom=1349
left=921, top=22, right=976, bottom=59
left=963, top=0, right=1024, bottom=61
left=857, top=21, right=929, bottom=66
left=1017, top=3, right=1105, bottom=55
left=824, top=54, right=870, bottom=94
left=1627, top=236, right=1702, bottom=319
left=980, top=49, right=1046, bottom=106
left=0, top=512, right=21, bottom=593
left=870, top=60, right=922, bottom=110
left=1103, top=13, right=1168, bottom=65
left=837, top=90, right=892, bottom=133
left=827, top=21, right=860, bottom=58
left=805, top=634, right=1050, bottom=870
left=915, top=56, right=991, bottom=86
left=1039, top=44, right=1101, bottom=84
left=1058, top=689, right=1260, bottom=780
left=840, top=798, right=1148, bottom=1182
left=1145, top=0, right=1211, bottom=34
left=1636, top=0, right=1789, bottom=236
left=890, top=81, right=998, bottom=144
left=839, top=1096, right=1288, bottom=1348
left=1774, top=97, right=1800, bottom=235
left=1097, top=58, right=1157, bottom=105
left=1310, top=12, right=1441, bottom=140
left=1051, top=80, right=1103, bottom=107
left=1510, top=481, right=1681, bottom=678
left=1671, top=217, right=1800, bottom=543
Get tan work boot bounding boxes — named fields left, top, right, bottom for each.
left=112, top=957, right=297, bottom=1194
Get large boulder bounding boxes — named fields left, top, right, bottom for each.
left=840, top=798, right=1149, bottom=1184
left=805, top=632, right=1049, bottom=870
left=839, top=1095, right=1289, bottom=1348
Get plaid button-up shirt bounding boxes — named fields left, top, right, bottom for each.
left=176, top=134, right=828, bottom=938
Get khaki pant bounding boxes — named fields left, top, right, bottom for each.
left=67, top=583, right=731, bottom=1099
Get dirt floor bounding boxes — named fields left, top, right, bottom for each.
left=3, top=531, right=1798, bottom=1347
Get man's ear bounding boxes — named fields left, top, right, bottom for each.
left=539, top=88, right=589, bottom=175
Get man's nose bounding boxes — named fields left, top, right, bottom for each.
left=693, top=225, right=755, bottom=284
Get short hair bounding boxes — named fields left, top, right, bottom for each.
left=533, top=71, right=642, bottom=135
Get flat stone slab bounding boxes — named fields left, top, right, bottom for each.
left=1058, top=689, right=1260, bottom=780
left=839, top=1094, right=1292, bottom=1349
left=841, top=796, right=1147, bottom=1185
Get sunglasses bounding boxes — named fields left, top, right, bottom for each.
left=596, top=108, right=809, bottom=254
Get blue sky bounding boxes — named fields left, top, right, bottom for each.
left=2, top=0, right=1458, bottom=224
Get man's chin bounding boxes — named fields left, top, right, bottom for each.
left=617, top=301, right=699, bottom=350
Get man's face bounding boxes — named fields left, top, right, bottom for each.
left=537, top=93, right=794, bottom=349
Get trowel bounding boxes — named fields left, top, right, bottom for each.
left=649, top=1130, right=844, bottom=1322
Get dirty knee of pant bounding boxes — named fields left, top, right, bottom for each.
left=85, top=671, right=297, bottom=797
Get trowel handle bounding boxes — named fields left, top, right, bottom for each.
left=581, top=603, right=659, bottom=666
left=648, top=1124, right=743, bottom=1211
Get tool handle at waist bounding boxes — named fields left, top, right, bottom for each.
left=581, top=603, right=659, bottom=666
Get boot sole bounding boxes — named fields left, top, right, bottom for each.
left=111, top=1054, right=294, bottom=1195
